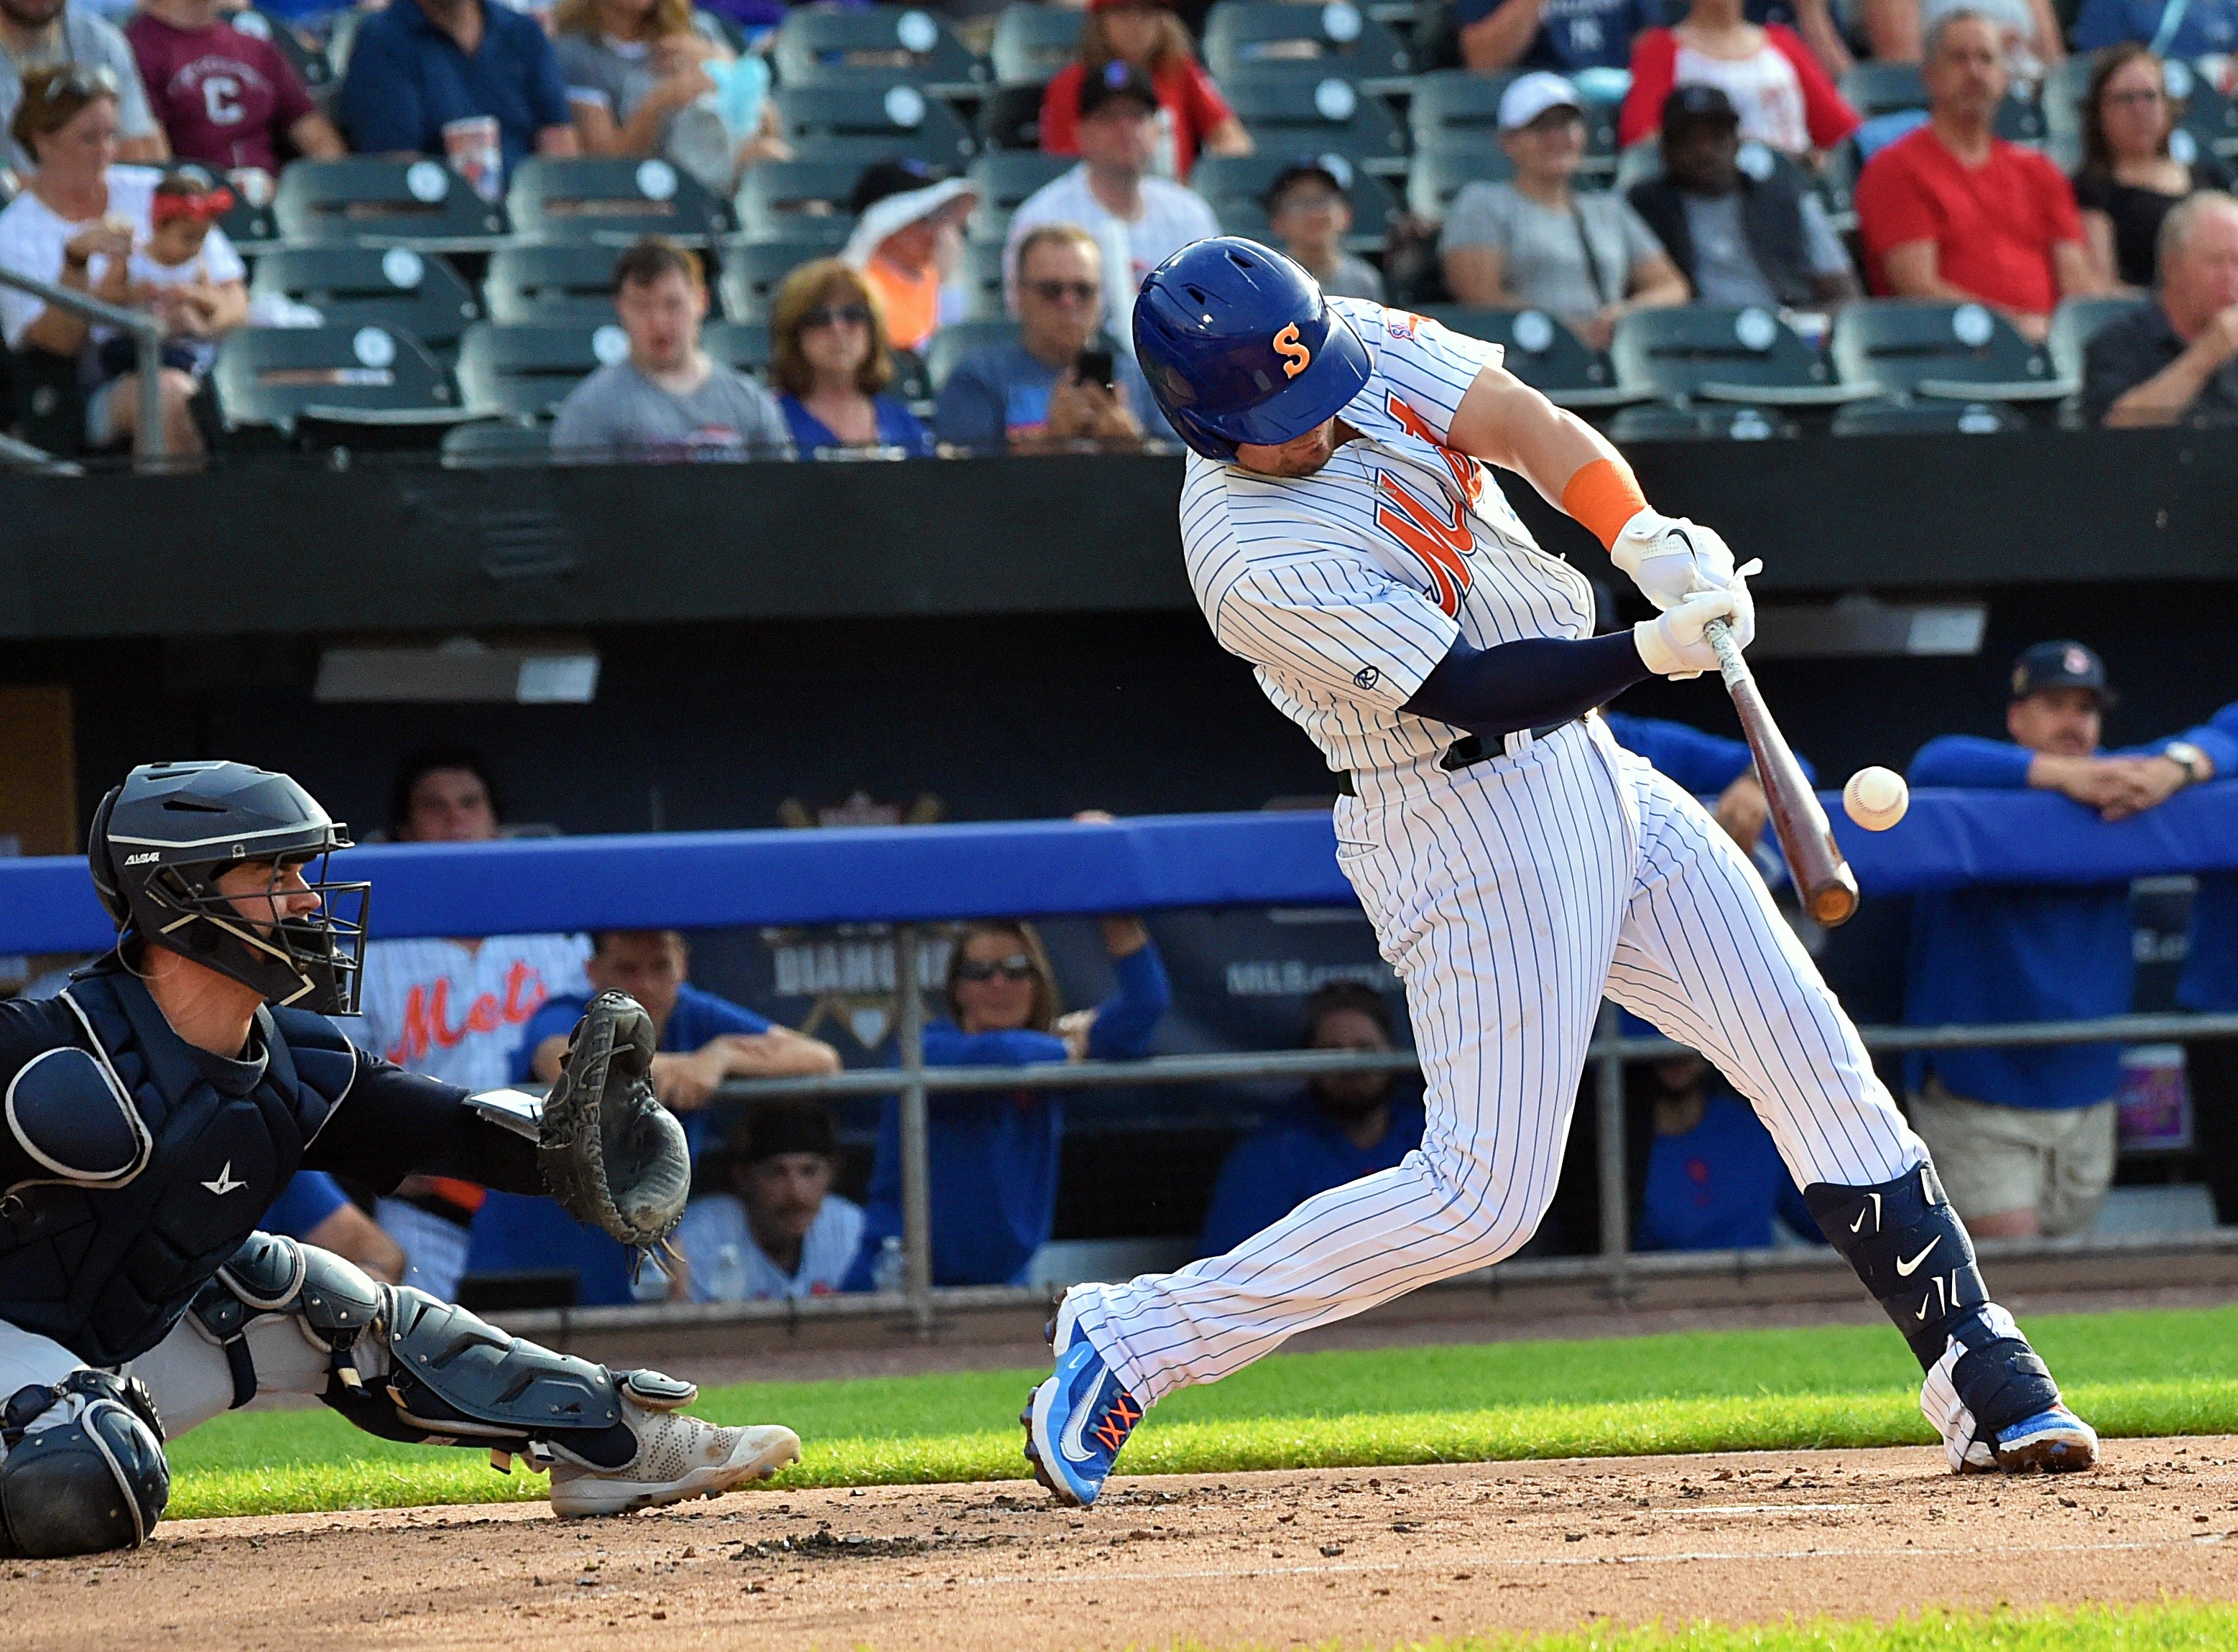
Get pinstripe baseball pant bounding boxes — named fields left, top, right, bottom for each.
left=1070, top=717, right=1928, bottom=1406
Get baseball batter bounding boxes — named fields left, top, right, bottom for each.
left=1023, top=238, right=2099, bottom=1505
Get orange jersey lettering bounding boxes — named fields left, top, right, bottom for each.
left=1384, top=393, right=1484, bottom=505
left=1374, top=471, right=1474, bottom=618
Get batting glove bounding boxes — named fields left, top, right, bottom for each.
left=1634, top=587, right=1742, bottom=679
left=1611, top=511, right=1739, bottom=612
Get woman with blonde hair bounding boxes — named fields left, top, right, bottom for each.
left=844, top=889, right=1173, bottom=1289
left=552, top=0, right=788, bottom=197
left=767, top=256, right=933, bottom=456
left=1039, top=0, right=1248, bottom=181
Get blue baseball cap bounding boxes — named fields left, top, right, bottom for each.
left=2010, top=640, right=2114, bottom=705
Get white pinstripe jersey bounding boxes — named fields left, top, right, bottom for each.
left=1180, top=297, right=1598, bottom=774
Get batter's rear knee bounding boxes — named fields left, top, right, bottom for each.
left=0, top=1371, right=170, bottom=1556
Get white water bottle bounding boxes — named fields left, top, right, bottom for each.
left=873, top=1235, right=907, bottom=1294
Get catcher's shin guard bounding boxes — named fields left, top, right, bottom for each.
left=1805, top=1165, right=2066, bottom=1460
left=0, top=1371, right=170, bottom=1556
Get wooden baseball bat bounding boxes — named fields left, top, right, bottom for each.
left=1702, top=617, right=1859, bottom=927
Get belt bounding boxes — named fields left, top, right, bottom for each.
left=1337, top=718, right=1579, bottom=797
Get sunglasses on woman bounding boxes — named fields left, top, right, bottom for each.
left=955, top=953, right=1036, bottom=983
left=28, top=63, right=120, bottom=106
left=800, top=303, right=871, bottom=331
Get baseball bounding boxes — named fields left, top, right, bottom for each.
left=1844, top=766, right=1910, bottom=831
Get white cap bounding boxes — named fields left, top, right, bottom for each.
left=1497, top=70, right=1585, bottom=131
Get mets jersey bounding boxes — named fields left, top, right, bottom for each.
left=1179, top=297, right=1597, bottom=774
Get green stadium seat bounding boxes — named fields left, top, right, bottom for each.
left=1829, top=397, right=2026, bottom=435
left=484, top=243, right=626, bottom=325
left=1418, top=305, right=1643, bottom=409
left=1202, top=0, right=1413, bottom=83
left=773, top=6, right=988, bottom=92
left=925, top=317, right=1019, bottom=390
left=960, top=238, right=1008, bottom=317
left=991, top=3, right=1082, bottom=86
left=442, top=419, right=553, bottom=466
left=734, top=159, right=861, bottom=246
left=506, top=156, right=731, bottom=246
left=456, top=322, right=626, bottom=419
left=1606, top=401, right=1800, bottom=441
left=703, top=319, right=773, bottom=379
left=967, top=151, right=1074, bottom=241
left=1829, top=300, right=2071, bottom=403
left=272, top=158, right=509, bottom=249
left=1218, top=73, right=1410, bottom=172
left=212, top=323, right=462, bottom=438
left=249, top=246, right=484, bottom=357
left=1406, top=141, right=1512, bottom=222
left=716, top=238, right=834, bottom=321
left=777, top=82, right=978, bottom=167
left=1609, top=306, right=1876, bottom=407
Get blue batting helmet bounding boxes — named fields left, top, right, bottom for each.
left=1132, top=238, right=1374, bottom=462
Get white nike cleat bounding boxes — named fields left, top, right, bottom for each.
left=549, top=1374, right=800, bottom=1516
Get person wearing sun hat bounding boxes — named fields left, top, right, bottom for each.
left=1037, top=0, right=1247, bottom=182
left=841, top=156, right=978, bottom=355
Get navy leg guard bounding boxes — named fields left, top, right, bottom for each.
left=0, top=1371, right=170, bottom=1556
left=1805, top=1165, right=2063, bottom=1450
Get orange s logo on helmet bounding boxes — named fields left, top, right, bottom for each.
left=1272, top=322, right=1311, bottom=379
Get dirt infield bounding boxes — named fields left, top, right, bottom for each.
left=12, top=1436, right=2237, bottom=1651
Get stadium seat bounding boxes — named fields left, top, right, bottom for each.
left=1418, top=305, right=1642, bottom=409
left=2040, top=55, right=2093, bottom=149
left=212, top=324, right=463, bottom=438
left=226, top=9, right=333, bottom=98
left=777, top=82, right=978, bottom=167
left=2165, top=58, right=2238, bottom=159
left=2047, top=293, right=2151, bottom=386
left=703, top=319, right=774, bottom=380
left=456, top=322, right=627, bottom=418
left=976, top=82, right=1050, bottom=151
left=773, top=5, right=989, bottom=91
left=506, top=157, right=731, bottom=246
left=248, top=246, right=484, bottom=358
left=1407, top=67, right=1514, bottom=149
left=925, top=317, right=1019, bottom=389
left=484, top=243, right=627, bottom=325
left=442, top=418, right=553, bottom=466
left=1838, top=62, right=1925, bottom=119
left=716, top=238, right=836, bottom=321
left=890, top=343, right=934, bottom=407
left=1606, top=401, right=1800, bottom=442
left=1407, top=141, right=1513, bottom=222
left=967, top=151, right=1074, bottom=241
left=1993, top=89, right=2047, bottom=144
left=273, top=158, right=509, bottom=248
left=734, top=159, right=861, bottom=246
left=1829, top=397, right=2026, bottom=435
left=1201, top=0, right=1413, bottom=83
left=960, top=238, right=1008, bottom=317
left=1217, top=73, right=1410, bottom=172
left=1829, top=300, right=2072, bottom=403
left=1609, top=306, right=1876, bottom=407
left=991, top=2, right=1083, bottom=85
left=216, top=192, right=280, bottom=255
left=1193, top=150, right=1400, bottom=249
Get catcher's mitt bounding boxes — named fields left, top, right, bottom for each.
left=539, top=990, right=690, bottom=1257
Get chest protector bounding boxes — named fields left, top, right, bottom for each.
left=0, top=968, right=358, bottom=1366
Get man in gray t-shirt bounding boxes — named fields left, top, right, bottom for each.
left=550, top=234, right=791, bottom=463
left=0, top=0, right=165, bottom=172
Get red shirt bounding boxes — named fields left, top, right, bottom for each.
left=125, top=12, right=317, bottom=174
left=1619, top=24, right=1857, bottom=154
left=1854, top=124, right=2084, bottom=315
left=1039, top=57, right=1233, bottom=182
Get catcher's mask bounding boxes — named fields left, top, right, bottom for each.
left=88, top=761, right=370, bottom=1016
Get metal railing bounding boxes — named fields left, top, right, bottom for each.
left=695, top=925, right=2238, bottom=1336
left=0, top=266, right=166, bottom=469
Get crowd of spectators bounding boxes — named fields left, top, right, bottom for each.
left=8, top=0, right=2238, bottom=458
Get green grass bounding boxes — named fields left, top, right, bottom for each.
left=164, top=1304, right=2238, bottom=1521
left=1343, top=1602, right=2238, bottom=1650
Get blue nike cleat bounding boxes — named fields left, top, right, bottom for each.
left=1993, top=1403, right=2099, bottom=1473
left=1022, top=1339, right=1142, bottom=1508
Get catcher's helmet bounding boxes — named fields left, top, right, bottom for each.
left=1132, top=237, right=1374, bottom=461
left=88, top=761, right=369, bottom=1016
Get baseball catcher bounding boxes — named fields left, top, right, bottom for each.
left=0, top=761, right=800, bottom=1559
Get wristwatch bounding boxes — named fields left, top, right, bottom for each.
left=2164, top=741, right=2207, bottom=784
